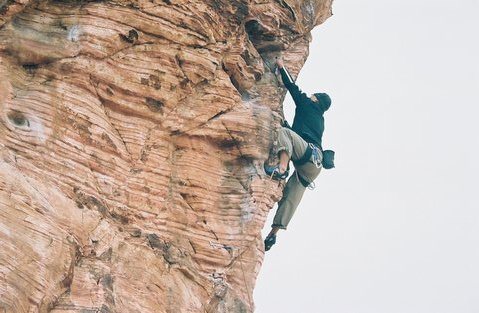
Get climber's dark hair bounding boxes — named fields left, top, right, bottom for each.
left=313, top=93, right=331, bottom=111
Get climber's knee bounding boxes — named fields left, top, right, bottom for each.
left=276, top=127, right=293, bottom=157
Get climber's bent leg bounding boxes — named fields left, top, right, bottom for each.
left=276, top=127, right=309, bottom=162
left=269, top=127, right=309, bottom=177
left=266, top=127, right=307, bottom=179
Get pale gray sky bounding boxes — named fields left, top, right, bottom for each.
left=255, top=1, right=479, bottom=312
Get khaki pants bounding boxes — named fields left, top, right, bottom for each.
left=272, top=127, right=322, bottom=229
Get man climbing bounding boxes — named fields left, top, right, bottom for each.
left=264, top=57, right=332, bottom=251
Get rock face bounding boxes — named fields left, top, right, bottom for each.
left=0, top=1, right=332, bottom=312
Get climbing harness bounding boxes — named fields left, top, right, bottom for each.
left=294, top=171, right=315, bottom=190
left=294, top=144, right=312, bottom=167
left=292, top=143, right=322, bottom=189
left=292, top=143, right=321, bottom=168
left=310, top=144, right=322, bottom=169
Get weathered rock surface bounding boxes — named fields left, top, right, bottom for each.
left=0, top=0, right=332, bottom=312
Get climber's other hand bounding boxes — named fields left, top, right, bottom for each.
left=276, top=57, right=284, bottom=68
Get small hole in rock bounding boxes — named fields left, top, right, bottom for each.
left=7, top=111, right=30, bottom=128
left=119, top=29, right=139, bottom=43
left=245, top=20, right=261, bottom=40
left=145, top=97, right=164, bottom=112
left=0, top=0, right=15, bottom=15
left=22, top=64, right=39, bottom=74
left=245, top=19, right=281, bottom=53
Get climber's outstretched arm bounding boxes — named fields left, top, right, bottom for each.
left=276, top=58, right=308, bottom=105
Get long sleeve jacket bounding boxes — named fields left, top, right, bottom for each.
left=280, top=67, right=329, bottom=149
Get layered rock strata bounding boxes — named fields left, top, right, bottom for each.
left=0, top=0, right=332, bottom=312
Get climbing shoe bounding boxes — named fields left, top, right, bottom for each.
left=264, top=164, right=289, bottom=180
left=264, top=234, right=276, bottom=251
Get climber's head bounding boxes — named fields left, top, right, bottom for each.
left=311, top=92, right=331, bottom=111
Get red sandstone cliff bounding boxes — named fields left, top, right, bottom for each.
left=0, top=1, right=333, bottom=312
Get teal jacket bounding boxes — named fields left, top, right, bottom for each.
left=280, top=67, right=331, bottom=149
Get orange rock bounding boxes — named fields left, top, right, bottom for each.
left=0, top=0, right=332, bottom=312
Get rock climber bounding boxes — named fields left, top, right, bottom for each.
left=263, top=57, right=333, bottom=251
